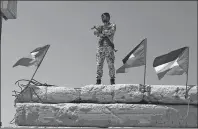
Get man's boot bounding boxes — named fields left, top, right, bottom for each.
left=96, top=79, right=101, bottom=85
left=110, top=78, right=115, bottom=85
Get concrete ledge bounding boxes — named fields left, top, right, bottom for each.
left=15, top=103, right=197, bottom=128
left=15, top=85, right=80, bottom=103
left=15, top=84, right=197, bottom=105
left=5, top=126, right=198, bottom=129
left=144, top=85, right=197, bottom=105
left=80, top=84, right=143, bottom=103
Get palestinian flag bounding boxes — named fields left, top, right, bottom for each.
left=153, top=46, right=189, bottom=80
left=13, top=45, right=50, bottom=67
left=116, top=38, right=147, bottom=73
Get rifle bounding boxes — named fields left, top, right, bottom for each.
left=91, top=26, right=118, bottom=52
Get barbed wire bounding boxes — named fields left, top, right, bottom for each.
left=10, top=79, right=58, bottom=125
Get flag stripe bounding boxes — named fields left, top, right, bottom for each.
left=125, top=56, right=145, bottom=68
left=157, top=65, right=185, bottom=80
left=166, top=66, right=185, bottom=75
left=157, top=68, right=171, bottom=80
left=154, top=57, right=179, bottom=73
left=116, top=65, right=126, bottom=73
left=153, top=47, right=188, bottom=67
left=154, top=61, right=174, bottom=73
left=122, top=38, right=146, bottom=64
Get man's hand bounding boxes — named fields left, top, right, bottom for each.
left=91, top=26, right=97, bottom=30
left=94, top=30, right=99, bottom=35
left=92, top=25, right=107, bottom=38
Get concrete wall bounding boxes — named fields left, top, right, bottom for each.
left=16, top=84, right=197, bottom=105
left=14, top=84, right=198, bottom=128
left=15, top=103, right=197, bottom=128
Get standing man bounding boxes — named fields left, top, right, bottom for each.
left=92, top=12, right=117, bottom=85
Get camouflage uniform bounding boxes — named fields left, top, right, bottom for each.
left=94, top=23, right=116, bottom=80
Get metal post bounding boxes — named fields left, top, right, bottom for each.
left=143, top=38, right=147, bottom=85
left=1, top=1, right=17, bottom=127
left=185, top=47, right=189, bottom=99
left=0, top=1, right=2, bottom=44
left=185, top=70, right=189, bottom=99
left=0, top=0, right=2, bottom=127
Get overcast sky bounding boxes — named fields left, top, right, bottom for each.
left=1, top=1, right=197, bottom=127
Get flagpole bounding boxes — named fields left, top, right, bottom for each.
left=185, top=47, right=189, bottom=99
left=185, top=69, right=189, bottom=99
left=15, top=45, right=50, bottom=101
left=143, top=38, right=147, bottom=85
left=0, top=1, right=2, bottom=127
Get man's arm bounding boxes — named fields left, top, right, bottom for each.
left=94, top=31, right=106, bottom=38
left=93, top=26, right=104, bottom=37
left=102, top=23, right=116, bottom=36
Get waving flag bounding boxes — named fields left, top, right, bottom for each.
left=13, top=45, right=50, bottom=67
left=116, top=38, right=147, bottom=73
left=153, top=46, right=189, bottom=80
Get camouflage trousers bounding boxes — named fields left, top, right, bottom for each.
left=96, top=45, right=115, bottom=79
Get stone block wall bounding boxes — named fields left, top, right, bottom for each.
left=14, top=84, right=198, bottom=128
